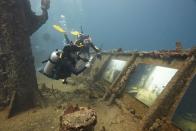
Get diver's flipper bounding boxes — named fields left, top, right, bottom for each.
left=85, top=56, right=94, bottom=68
left=71, top=31, right=81, bottom=36
left=53, top=25, right=65, bottom=33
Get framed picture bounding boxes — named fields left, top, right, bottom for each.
left=126, top=64, right=178, bottom=106
left=102, top=59, right=127, bottom=83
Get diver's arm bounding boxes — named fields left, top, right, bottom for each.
left=77, top=55, right=89, bottom=62
left=90, top=43, right=100, bottom=52
left=64, top=34, right=71, bottom=44
left=67, top=62, right=86, bottom=75
left=72, top=66, right=87, bottom=75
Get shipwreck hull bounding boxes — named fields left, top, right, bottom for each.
left=85, top=48, right=196, bottom=131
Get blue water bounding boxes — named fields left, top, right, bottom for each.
left=30, top=0, right=196, bottom=56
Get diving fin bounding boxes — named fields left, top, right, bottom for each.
left=71, top=31, right=81, bottom=36
left=53, top=25, right=65, bottom=33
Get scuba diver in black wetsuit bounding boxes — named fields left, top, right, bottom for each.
left=40, top=26, right=98, bottom=84
left=55, top=44, right=91, bottom=84
left=40, top=43, right=92, bottom=84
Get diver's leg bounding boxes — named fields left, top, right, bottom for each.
left=66, top=61, right=87, bottom=75
left=60, top=60, right=71, bottom=84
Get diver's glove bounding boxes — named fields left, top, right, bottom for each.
left=85, top=62, right=91, bottom=68
left=96, top=52, right=102, bottom=60
left=41, top=0, right=50, bottom=10
left=85, top=56, right=93, bottom=68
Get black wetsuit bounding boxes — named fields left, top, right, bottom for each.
left=54, top=45, right=86, bottom=81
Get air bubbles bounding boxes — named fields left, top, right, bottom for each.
left=58, top=14, right=67, bottom=31
left=60, top=14, right=65, bottom=19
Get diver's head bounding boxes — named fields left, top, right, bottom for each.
left=78, top=34, right=92, bottom=45
left=83, top=37, right=92, bottom=44
left=78, top=34, right=90, bottom=41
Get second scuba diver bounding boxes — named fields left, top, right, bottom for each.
left=64, top=31, right=101, bottom=59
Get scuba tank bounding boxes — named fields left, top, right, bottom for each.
left=43, top=49, right=63, bottom=77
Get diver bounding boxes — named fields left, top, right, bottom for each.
left=76, top=33, right=101, bottom=59
left=40, top=43, right=92, bottom=84
left=52, top=25, right=101, bottom=59
left=64, top=32, right=101, bottom=60
left=55, top=44, right=92, bottom=84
